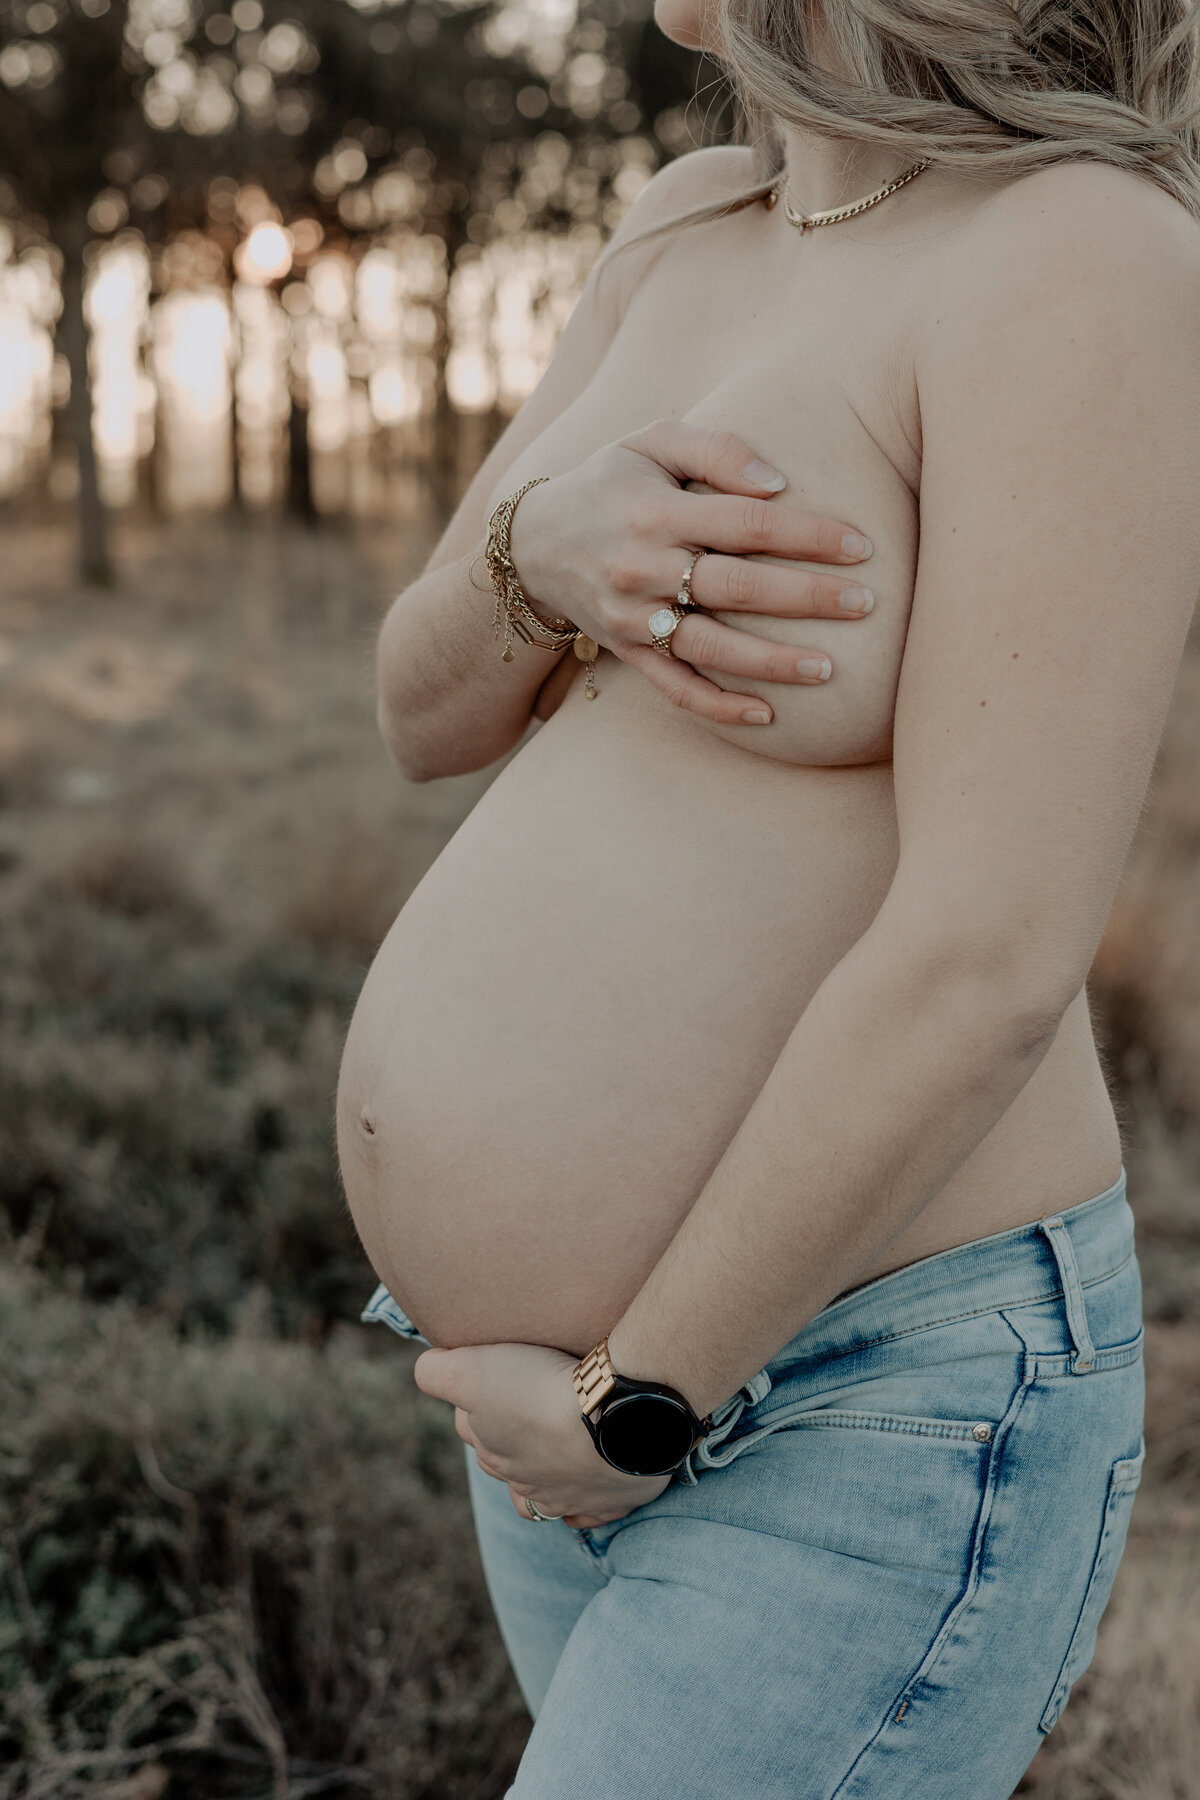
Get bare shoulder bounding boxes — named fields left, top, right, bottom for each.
left=589, top=145, right=763, bottom=324
left=606, top=145, right=764, bottom=248
left=933, top=160, right=1200, bottom=331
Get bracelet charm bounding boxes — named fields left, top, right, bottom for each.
left=485, top=478, right=599, bottom=697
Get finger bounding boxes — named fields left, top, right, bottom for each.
left=453, top=1407, right=477, bottom=1447
left=672, top=613, right=833, bottom=685
left=413, top=1347, right=475, bottom=1407
left=620, top=418, right=789, bottom=497
left=508, top=1487, right=563, bottom=1522
left=689, top=553, right=875, bottom=619
left=660, top=491, right=873, bottom=565
left=618, top=643, right=775, bottom=726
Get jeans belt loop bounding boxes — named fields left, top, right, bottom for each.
left=690, top=1367, right=774, bottom=1473
left=1040, top=1215, right=1097, bottom=1373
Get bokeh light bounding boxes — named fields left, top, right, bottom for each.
left=236, top=222, right=295, bottom=284
left=0, top=7, right=673, bottom=521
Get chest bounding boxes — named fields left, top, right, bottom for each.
left=507, top=213, right=928, bottom=766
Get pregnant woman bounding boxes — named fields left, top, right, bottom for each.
left=338, top=2, right=1200, bottom=1793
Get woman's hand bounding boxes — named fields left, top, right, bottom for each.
left=509, top=417, right=875, bottom=728
left=413, top=1342, right=672, bottom=1528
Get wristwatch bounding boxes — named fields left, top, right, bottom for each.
left=572, top=1337, right=711, bottom=1478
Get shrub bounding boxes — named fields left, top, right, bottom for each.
left=0, top=1262, right=528, bottom=1800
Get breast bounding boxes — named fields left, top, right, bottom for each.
left=477, top=337, right=922, bottom=769
left=667, top=441, right=920, bottom=766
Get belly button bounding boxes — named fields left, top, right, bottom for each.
left=359, top=1108, right=376, bottom=1136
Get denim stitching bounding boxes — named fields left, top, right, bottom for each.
left=745, top=1411, right=995, bottom=1443
left=686, top=1403, right=997, bottom=1478
left=998, top=1316, right=1143, bottom=1380
left=571, top=1526, right=605, bottom=1568
left=782, top=1246, right=1133, bottom=1366
left=682, top=1372, right=775, bottom=1482
left=688, top=1281, right=1137, bottom=1474
left=829, top=1365, right=1034, bottom=1797
left=1039, top=1216, right=1098, bottom=1372
left=814, top=1182, right=1127, bottom=1326
left=1039, top=1445, right=1145, bottom=1731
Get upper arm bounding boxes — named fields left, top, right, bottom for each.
left=426, top=147, right=763, bottom=571
left=887, top=167, right=1200, bottom=1007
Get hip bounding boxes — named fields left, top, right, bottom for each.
left=469, top=1172, right=1144, bottom=1797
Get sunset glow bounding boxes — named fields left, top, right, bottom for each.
left=0, top=139, right=656, bottom=513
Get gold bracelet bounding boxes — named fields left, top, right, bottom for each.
left=485, top=478, right=600, bottom=699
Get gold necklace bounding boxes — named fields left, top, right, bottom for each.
left=768, top=158, right=931, bottom=233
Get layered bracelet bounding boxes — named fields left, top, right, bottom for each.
left=485, top=477, right=599, bottom=700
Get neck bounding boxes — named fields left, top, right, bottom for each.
left=778, top=124, right=920, bottom=217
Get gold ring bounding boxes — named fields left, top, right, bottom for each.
left=677, top=548, right=707, bottom=609
left=648, top=603, right=686, bottom=657
left=524, top=1496, right=557, bottom=1523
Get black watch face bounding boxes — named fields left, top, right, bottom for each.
left=596, top=1392, right=696, bottom=1477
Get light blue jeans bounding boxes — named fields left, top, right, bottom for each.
left=364, top=1172, right=1144, bottom=1798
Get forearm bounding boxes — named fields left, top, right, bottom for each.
left=377, top=540, right=568, bottom=782
left=607, top=921, right=1069, bottom=1417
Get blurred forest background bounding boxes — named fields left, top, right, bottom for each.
left=0, top=0, right=1198, bottom=1793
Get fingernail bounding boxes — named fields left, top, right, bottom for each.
left=839, top=585, right=874, bottom=614
left=841, top=531, right=872, bottom=559
left=742, top=708, right=772, bottom=724
left=799, top=655, right=832, bottom=681
left=743, top=460, right=787, bottom=492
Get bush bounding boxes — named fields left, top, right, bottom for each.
left=0, top=878, right=369, bottom=1337
left=0, top=1261, right=528, bottom=1800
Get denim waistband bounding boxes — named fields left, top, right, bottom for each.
left=769, top=1169, right=1132, bottom=1375
left=678, top=1170, right=1134, bottom=1483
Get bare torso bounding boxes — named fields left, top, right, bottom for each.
left=337, top=165, right=1121, bottom=1354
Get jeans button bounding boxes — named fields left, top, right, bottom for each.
left=972, top=1424, right=993, bottom=1443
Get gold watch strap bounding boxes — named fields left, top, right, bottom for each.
left=573, top=1336, right=617, bottom=1418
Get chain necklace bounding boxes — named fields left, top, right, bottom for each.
left=768, top=158, right=931, bottom=233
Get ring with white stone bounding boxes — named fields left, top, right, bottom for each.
left=524, top=1496, right=557, bottom=1523
left=648, top=602, right=686, bottom=657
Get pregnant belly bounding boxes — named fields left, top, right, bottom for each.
left=336, top=679, right=898, bottom=1353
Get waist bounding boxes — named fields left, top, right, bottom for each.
left=773, top=1170, right=1134, bottom=1376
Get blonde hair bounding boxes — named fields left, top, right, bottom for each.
left=724, top=0, right=1200, bottom=218
left=612, top=0, right=1200, bottom=257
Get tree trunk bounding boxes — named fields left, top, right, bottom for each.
left=57, top=217, right=112, bottom=586
left=287, top=391, right=317, bottom=524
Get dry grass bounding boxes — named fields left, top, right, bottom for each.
left=0, top=1260, right=528, bottom=1800
left=0, top=511, right=1197, bottom=1797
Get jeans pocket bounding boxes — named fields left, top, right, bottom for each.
left=698, top=1402, right=999, bottom=1471
left=1038, top=1441, right=1145, bottom=1733
left=686, top=1401, right=1004, bottom=1584
left=768, top=1408, right=997, bottom=1444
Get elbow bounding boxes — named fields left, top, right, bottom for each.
left=376, top=692, right=524, bottom=784
left=379, top=712, right=437, bottom=784
left=877, top=902, right=1082, bottom=1068
left=376, top=694, right=460, bottom=784
left=374, top=592, right=530, bottom=781
left=376, top=694, right=432, bottom=783
left=941, top=943, right=1080, bottom=1066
